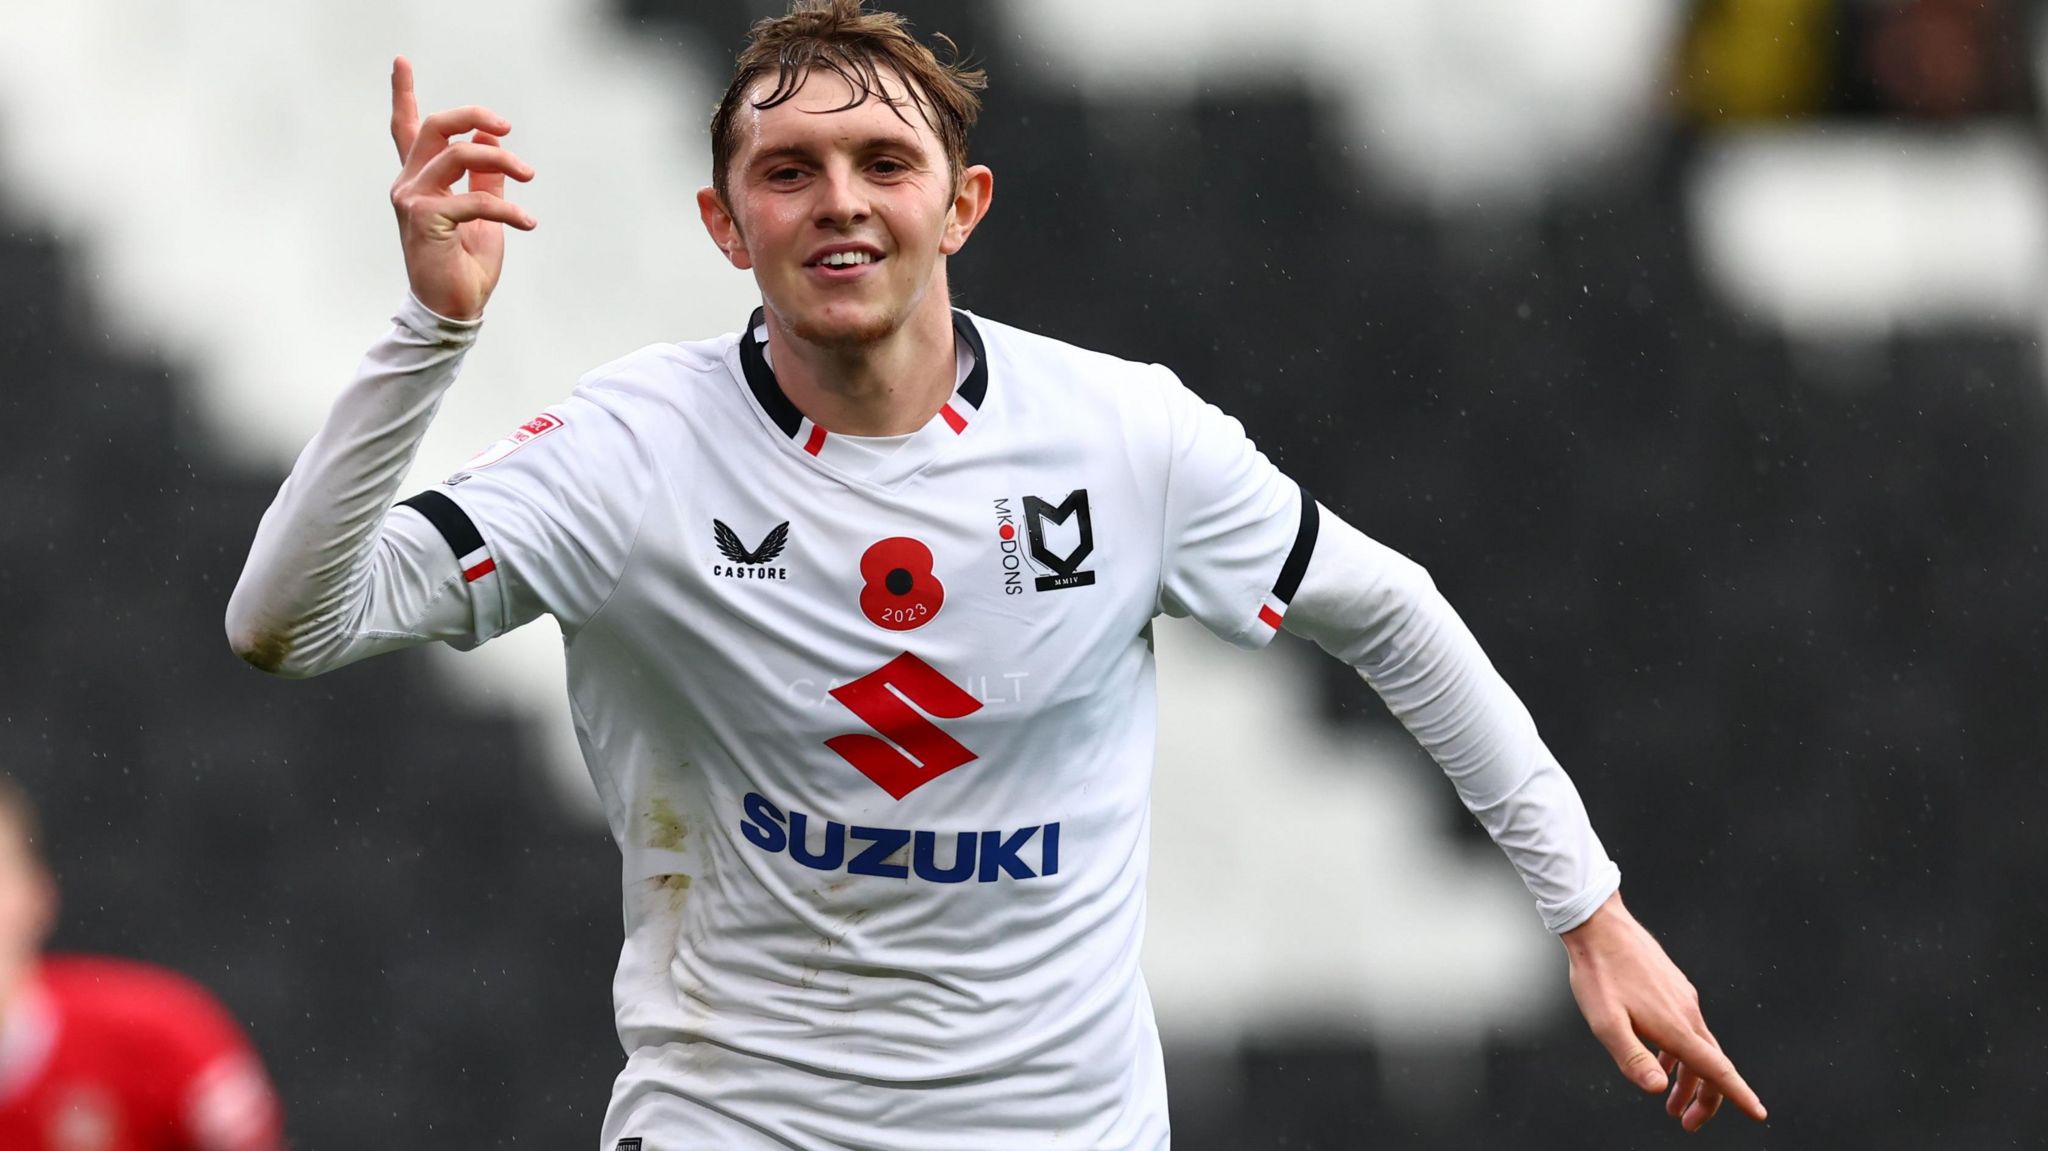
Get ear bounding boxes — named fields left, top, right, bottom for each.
left=938, top=164, right=994, bottom=256
left=697, top=186, right=754, bottom=270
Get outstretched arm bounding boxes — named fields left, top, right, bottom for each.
left=224, top=297, right=485, bottom=676
left=224, top=59, right=537, bottom=676
left=1281, top=504, right=1765, bottom=1131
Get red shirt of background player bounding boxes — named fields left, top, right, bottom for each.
left=0, top=956, right=281, bottom=1151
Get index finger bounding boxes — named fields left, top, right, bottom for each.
left=1663, top=1030, right=1766, bottom=1122
left=390, top=56, right=419, bottom=162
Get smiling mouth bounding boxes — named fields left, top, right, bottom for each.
left=810, top=251, right=881, bottom=269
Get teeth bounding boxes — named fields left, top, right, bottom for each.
left=821, top=251, right=874, bottom=267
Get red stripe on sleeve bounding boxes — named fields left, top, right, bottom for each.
left=463, top=557, right=497, bottom=582
left=1258, top=605, right=1284, bottom=630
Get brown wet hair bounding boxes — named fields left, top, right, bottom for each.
left=709, top=0, right=986, bottom=205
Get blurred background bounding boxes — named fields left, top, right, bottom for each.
left=1, top=0, right=2043, bottom=1145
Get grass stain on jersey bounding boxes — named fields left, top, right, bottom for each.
left=234, top=627, right=292, bottom=674
left=645, top=796, right=688, bottom=851
left=657, top=873, right=693, bottom=913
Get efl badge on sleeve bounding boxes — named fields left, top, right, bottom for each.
left=462, top=411, right=565, bottom=470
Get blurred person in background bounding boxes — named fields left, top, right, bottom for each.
left=226, top=0, right=1768, bottom=1146
left=0, top=778, right=282, bottom=1151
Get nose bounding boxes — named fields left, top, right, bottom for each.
left=813, top=160, right=870, bottom=229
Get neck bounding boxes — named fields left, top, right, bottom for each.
left=0, top=960, right=33, bottom=1029
left=765, top=283, right=958, bottom=437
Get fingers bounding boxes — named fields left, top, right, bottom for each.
left=418, top=140, right=534, bottom=196
left=1664, top=1059, right=1699, bottom=1118
left=1683, top=1080, right=1726, bottom=1132
left=390, top=56, right=419, bottom=162
left=400, top=106, right=514, bottom=180
left=391, top=134, right=537, bottom=233
left=469, top=131, right=509, bottom=198
left=427, top=191, right=537, bottom=231
left=1663, top=1029, right=1767, bottom=1123
left=1663, top=1060, right=1725, bottom=1132
left=1590, top=1015, right=1668, bottom=1094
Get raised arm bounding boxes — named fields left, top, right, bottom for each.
left=224, top=297, right=487, bottom=677
left=1281, top=505, right=1765, bottom=1132
left=223, top=60, right=537, bottom=677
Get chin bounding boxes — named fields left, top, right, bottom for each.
left=784, top=303, right=901, bottom=351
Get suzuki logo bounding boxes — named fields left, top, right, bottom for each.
left=825, top=653, right=984, bottom=799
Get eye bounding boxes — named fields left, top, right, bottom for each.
left=766, top=166, right=806, bottom=184
left=870, top=158, right=907, bottom=176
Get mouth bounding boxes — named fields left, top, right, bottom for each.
left=805, top=246, right=885, bottom=279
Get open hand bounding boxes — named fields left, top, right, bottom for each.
left=387, top=56, right=536, bottom=321
left=1563, top=892, right=1767, bottom=1132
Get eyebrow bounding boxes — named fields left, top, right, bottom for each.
left=750, top=134, right=929, bottom=168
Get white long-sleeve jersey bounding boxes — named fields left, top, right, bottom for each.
left=227, top=296, right=1620, bottom=1151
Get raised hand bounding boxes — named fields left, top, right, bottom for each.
left=387, top=56, right=536, bottom=321
left=1562, top=893, right=1768, bottom=1133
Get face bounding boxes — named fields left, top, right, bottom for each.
left=699, top=66, right=993, bottom=349
left=0, top=813, right=53, bottom=994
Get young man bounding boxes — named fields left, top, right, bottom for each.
left=226, top=2, right=1766, bottom=1146
left=0, top=780, right=283, bottom=1151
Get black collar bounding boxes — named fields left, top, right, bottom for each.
left=738, top=308, right=989, bottom=440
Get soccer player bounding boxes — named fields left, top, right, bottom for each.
left=225, top=2, right=1767, bottom=1146
left=0, top=779, right=283, bottom=1151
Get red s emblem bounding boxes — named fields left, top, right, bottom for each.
left=859, top=537, right=943, bottom=631
left=827, top=653, right=983, bottom=798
